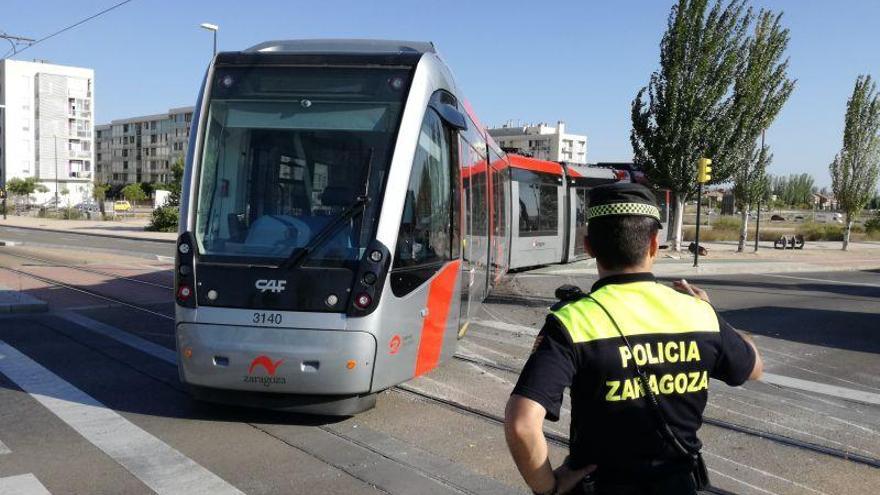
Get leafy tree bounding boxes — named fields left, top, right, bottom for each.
left=830, top=75, right=880, bottom=250
left=727, top=10, right=795, bottom=252
left=121, top=183, right=147, bottom=209
left=631, top=0, right=752, bottom=251
left=6, top=177, right=48, bottom=209
left=140, top=182, right=155, bottom=199
left=93, top=183, right=109, bottom=215
left=167, top=157, right=184, bottom=207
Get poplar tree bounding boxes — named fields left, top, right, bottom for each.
left=631, top=0, right=751, bottom=251
left=728, top=10, right=795, bottom=252
left=830, top=75, right=880, bottom=250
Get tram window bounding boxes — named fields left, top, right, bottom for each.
left=394, top=110, right=453, bottom=270
left=193, top=66, right=411, bottom=265
left=517, top=180, right=558, bottom=237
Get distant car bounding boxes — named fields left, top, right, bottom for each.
left=74, top=202, right=98, bottom=212
left=793, top=215, right=805, bottom=221
left=113, top=200, right=132, bottom=212
left=770, top=214, right=785, bottom=221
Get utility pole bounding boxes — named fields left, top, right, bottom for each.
left=0, top=32, right=36, bottom=59
left=2, top=32, right=36, bottom=219
left=0, top=103, right=5, bottom=220
left=54, top=134, right=59, bottom=208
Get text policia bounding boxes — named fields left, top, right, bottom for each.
left=605, top=340, right=708, bottom=402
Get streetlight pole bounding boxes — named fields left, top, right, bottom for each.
left=54, top=134, right=59, bottom=208
left=0, top=103, right=6, bottom=220
left=200, top=23, right=219, bottom=57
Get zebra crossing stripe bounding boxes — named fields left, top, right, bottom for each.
left=0, top=474, right=52, bottom=495
left=0, top=341, right=244, bottom=495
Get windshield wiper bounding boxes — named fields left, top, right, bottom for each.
left=282, top=148, right=374, bottom=270
left=282, top=195, right=369, bottom=270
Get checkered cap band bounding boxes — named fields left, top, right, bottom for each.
left=587, top=202, right=661, bottom=221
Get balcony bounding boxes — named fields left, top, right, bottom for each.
left=69, top=171, right=92, bottom=179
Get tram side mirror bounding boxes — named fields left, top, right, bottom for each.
left=431, top=103, right=468, bottom=131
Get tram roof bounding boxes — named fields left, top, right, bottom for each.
left=245, top=39, right=436, bottom=55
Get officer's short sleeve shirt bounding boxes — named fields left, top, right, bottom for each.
left=510, top=274, right=757, bottom=474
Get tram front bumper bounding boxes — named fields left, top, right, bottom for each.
left=176, top=323, right=376, bottom=396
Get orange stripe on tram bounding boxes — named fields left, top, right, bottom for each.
left=414, top=260, right=462, bottom=376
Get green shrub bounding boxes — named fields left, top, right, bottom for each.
left=865, top=212, right=880, bottom=233
left=60, top=207, right=83, bottom=220
left=796, top=223, right=844, bottom=241
left=146, top=206, right=179, bottom=232
left=711, top=216, right=742, bottom=232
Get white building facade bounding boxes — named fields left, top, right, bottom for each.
left=95, top=106, right=193, bottom=185
left=0, top=59, right=95, bottom=205
left=488, top=121, right=587, bottom=164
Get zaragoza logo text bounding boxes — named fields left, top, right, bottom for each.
left=243, top=355, right=286, bottom=387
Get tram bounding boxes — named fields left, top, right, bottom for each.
left=175, top=39, right=669, bottom=414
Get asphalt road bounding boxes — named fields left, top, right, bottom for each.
left=0, top=225, right=173, bottom=259
left=0, top=245, right=877, bottom=494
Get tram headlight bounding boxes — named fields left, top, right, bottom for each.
left=178, top=243, right=191, bottom=255
left=362, top=272, right=377, bottom=285
left=369, top=250, right=382, bottom=263
left=354, top=293, right=372, bottom=309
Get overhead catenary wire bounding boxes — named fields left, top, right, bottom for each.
left=5, top=0, right=136, bottom=60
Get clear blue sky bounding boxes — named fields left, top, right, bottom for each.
left=5, top=0, right=880, bottom=187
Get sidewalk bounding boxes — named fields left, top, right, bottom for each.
left=0, top=215, right=176, bottom=243
left=533, top=240, right=880, bottom=277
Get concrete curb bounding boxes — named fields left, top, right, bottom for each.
left=0, top=224, right=176, bottom=244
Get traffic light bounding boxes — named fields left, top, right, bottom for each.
left=697, top=158, right=712, bottom=183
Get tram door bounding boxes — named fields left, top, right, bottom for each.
left=458, top=131, right=489, bottom=330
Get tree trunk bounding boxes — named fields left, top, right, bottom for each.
left=673, top=193, right=686, bottom=252
left=843, top=216, right=852, bottom=251
left=737, top=206, right=749, bottom=253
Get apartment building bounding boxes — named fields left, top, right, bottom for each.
left=488, top=120, right=587, bottom=164
left=95, top=106, right=193, bottom=185
left=0, top=59, right=95, bottom=205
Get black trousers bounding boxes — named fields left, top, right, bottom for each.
left=581, top=471, right=697, bottom=495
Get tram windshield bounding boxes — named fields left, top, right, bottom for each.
left=194, top=65, right=411, bottom=265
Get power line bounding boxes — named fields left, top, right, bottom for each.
left=7, top=0, right=136, bottom=60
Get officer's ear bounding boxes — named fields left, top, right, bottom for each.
left=584, top=234, right=595, bottom=258
left=648, top=230, right=660, bottom=259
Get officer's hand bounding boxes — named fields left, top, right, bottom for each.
left=553, top=463, right=596, bottom=494
left=673, top=279, right=710, bottom=303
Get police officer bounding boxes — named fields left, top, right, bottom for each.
left=504, top=183, right=763, bottom=495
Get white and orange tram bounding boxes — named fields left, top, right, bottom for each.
left=175, top=39, right=669, bottom=414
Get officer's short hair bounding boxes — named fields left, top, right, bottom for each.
left=587, top=215, right=659, bottom=270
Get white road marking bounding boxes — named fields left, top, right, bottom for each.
left=704, top=450, right=828, bottom=495
left=708, top=469, right=781, bottom=495
left=0, top=474, right=52, bottom=495
left=0, top=438, right=10, bottom=455
left=57, top=311, right=176, bottom=365
left=762, top=372, right=880, bottom=406
left=470, top=318, right=538, bottom=336
left=0, top=341, right=243, bottom=495
left=759, top=273, right=880, bottom=288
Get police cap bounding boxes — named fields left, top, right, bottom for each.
left=587, top=182, right=662, bottom=226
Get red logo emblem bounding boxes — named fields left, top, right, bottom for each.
left=248, top=355, right=284, bottom=376
left=389, top=335, right=401, bottom=355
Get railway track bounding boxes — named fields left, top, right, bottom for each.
left=4, top=253, right=879, bottom=473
